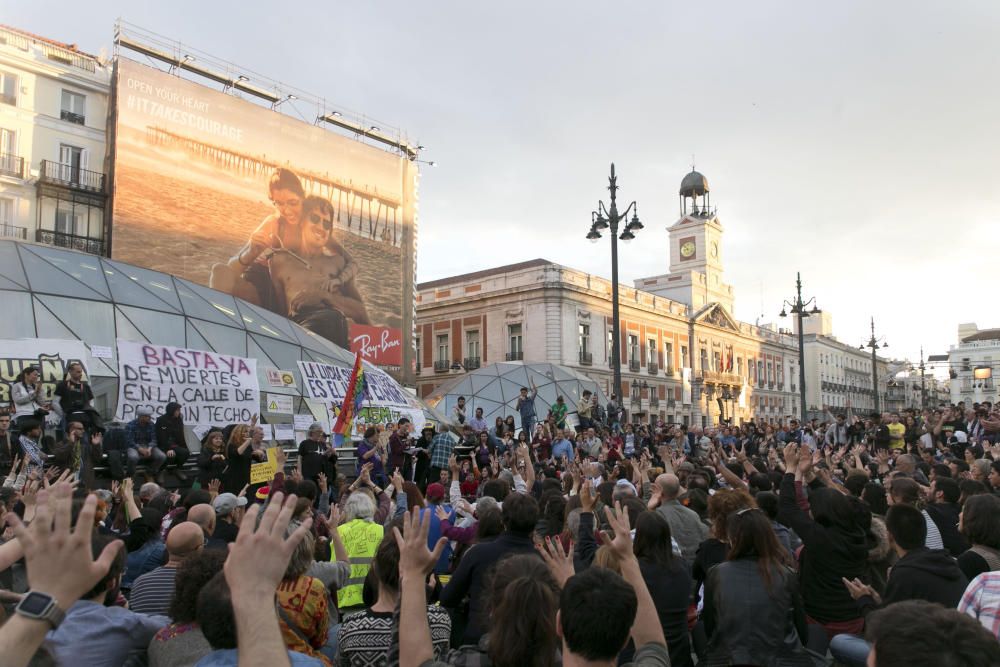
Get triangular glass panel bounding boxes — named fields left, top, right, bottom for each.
left=235, top=300, right=297, bottom=340
left=116, top=305, right=185, bottom=347
left=114, top=309, right=150, bottom=344
left=250, top=334, right=302, bottom=372
left=22, top=245, right=109, bottom=297
left=529, top=367, right=556, bottom=387
left=187, top=319, right=247, bottom=356
left=175, top=278, right=243, bottom=327
left=247, top=336, right=278, bottom=369
left=19, top=248, right=106, bottom=300
left=500, top=363, right=526, bottom=377
left=102, top=261, right=179, bottom=313
left=36, top=294, right=114, bottom=345
left=31, top=296, right=77, bottom=340
left=184, top=320, right=212, bottom=351
left=470, top=374, right=498, bottom=394
left=0, top=272, right=26, bottom=291
left=0, top=290, right=36, bottom=338
left=103, top=260, right=183, bottom=311
left=0, top=242, right=29, bottom=288
left=550, top=365, right=577, bottom=382
left=180, top=280, right=243, bottom=325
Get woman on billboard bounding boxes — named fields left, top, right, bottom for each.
left=268, top=195, right=371, bottom=347
left=211, top=168, right=306, bottom=308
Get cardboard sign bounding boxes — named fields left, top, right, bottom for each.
left=249, top=447, right=279, bottom=484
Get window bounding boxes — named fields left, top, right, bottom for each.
left=508, top=324, right=522, bottom=360
left=680, top=345, right=688, bottom=369
left=0, top=71, right=16, bottom=106
left=414, top=336, right=421, bottom=372
left=436, top=334, right=449, bottom=363
left=665, top=342, right=673, bottom=372
left=628, top=335, right=639, bottom=363
left=578, top=323, right=591, bottom=362
left=758, top=360, right=765, bottom=384
left=647, top=339, right=657, bottom=366
left=465, top=330, right=480, bottom=366
left=55, top=202, right=83, bottom=236
left=736, top=357, right=743, bottom=376
left=700, top=348, right=709, bottom=372
left=748, top=357, right=755, bottom=383
left=713, top=351, right=722, bottom=372
left=0, top=127, right=16, bottom=165
left=60, top=89, right=86, bottom=125
left=58, top=144, right=86, bottom=184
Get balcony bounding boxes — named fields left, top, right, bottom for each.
left=463, top=356, right=481, bottom=370
left=649, top=395, right=660, bottom=408
left=628, top=359, right=641, bottom=372
left=0, top=153, right=24, bottom=178
left=39, top=160, right=105, bottom=193
left=579, top=351, right=593, bottom=365
left=35, top=228, right=104, bottom=255
left=700, top=370, right=744, bottom=386
left=647, top=362, right=658, bottom=375
left=0, top=224, right=27, bottom=240
left=60, top=110, right=85, bottom=126
left=506, top=351, right=523, bottom=361
left=433, top=360, right=450, bottom=373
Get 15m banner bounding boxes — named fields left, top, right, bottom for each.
left=115, top=340, right=259, bottom=426
left=297, top=360, right=424, bottom=436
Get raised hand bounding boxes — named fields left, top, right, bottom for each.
left=601, top=501, right=634, bottom=562
left=783, top=443, right=799, bottom=470
left=317, top=472, right=328, bottom=494
left=225, top=492, right=311, bottom=602
left=579, top=479, right=597, bottom=513
left=11, top=482, right=123, bottom=610
left=208, top=479, right=221, bottom=496
left=537, top=536, right=575, bottom=588
left=392, top=507, right=447, bottom=581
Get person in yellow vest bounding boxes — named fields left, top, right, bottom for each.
left=336, top=491, right=383, bottom=613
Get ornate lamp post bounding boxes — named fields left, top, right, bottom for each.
left=860, top=317, right=888, bottom=414
left=587, top=164, right=643, bottom=403
left=779, top=272, right=819, bottom=423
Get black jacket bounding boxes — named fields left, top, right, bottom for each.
left=155, top=402, right=186, bottom=451
left=858, top=547, right=968, bottom=616
left=924, top=503, right=970, bottom=557
left=619, top=557, right=694, bottom=667
left=777, top=473, right=870, bottom=623
left=702, top=558, right=813, bottom=667
left=439, top=532, right=539, bottom=644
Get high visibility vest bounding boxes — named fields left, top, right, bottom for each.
left=336, top=519, right=384, bottom=609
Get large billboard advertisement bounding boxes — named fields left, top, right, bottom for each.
left=110, top=58, right=416, bottom=380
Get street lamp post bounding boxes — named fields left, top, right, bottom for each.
left=918, top=346, right=926, bottom=411
left=587, top=164, right=643, bottom=404
left=780, top=272, right=819, bottom=423
left=860, top=317, right=888, bottom=414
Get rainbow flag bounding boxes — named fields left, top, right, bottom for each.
left=332, top=353, right=368, bottom=447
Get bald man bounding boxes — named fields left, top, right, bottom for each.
left=129, top=522, right=204, bottom=615
left=187, top=503, right=227, bottom=551
left=651, top=473, right=708, bottom=564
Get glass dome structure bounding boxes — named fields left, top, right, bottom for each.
left=0, top=240, right=444, bottom=432
left=424, top=361, right=609, bottom=433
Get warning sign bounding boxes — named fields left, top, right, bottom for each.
left=265, top=393, right=294, bottom=415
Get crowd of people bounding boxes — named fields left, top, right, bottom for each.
left=3, top=362, right=1000, bottom=665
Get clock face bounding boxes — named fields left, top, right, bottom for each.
left=711, top=242, right=719, bottom=258
left=680, top=241, right=696, bottom=259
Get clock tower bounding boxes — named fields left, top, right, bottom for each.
left=635, top=168, right=734, bottom=313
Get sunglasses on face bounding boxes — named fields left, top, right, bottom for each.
left=308, top=213, right=332, bottom=230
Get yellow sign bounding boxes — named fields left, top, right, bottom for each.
left=249, top=447, right=279, bottom=485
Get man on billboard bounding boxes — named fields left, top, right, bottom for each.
left=210, top=170, right=370, bottom=347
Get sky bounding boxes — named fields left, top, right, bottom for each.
left=9, top=1, right=999, bottom=370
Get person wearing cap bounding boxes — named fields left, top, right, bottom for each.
left=420, top=481, right=455, bottom=575
left=126, top=407, right=166, bottom=480
left=211, top=492, right=248, bottom=545
left=298, top=422, right=336, bottom=488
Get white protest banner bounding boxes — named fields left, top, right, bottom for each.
left=297, top=360, right=425, bottom=436
left=0, top=338, right=91, bottom=407
left=115, top=340, right=259, bottom=426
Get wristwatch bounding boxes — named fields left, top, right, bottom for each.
left=15, top=591, right=66, bottom=628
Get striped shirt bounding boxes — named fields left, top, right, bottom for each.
left=129, top=566, right=178, bottom=617
left=922, top=509, right=945, bottom=551
left=338, top=606, right=450, bottom=667
left=959, top=571, right=1000, bottom=639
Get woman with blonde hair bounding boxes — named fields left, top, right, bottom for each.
left=223, top=422, right=254, bottom=493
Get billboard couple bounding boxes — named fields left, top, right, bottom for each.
left=210, top=168, right=371, bottom=347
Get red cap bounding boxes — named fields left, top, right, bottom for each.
left=426, top=483, right=445, bottom=502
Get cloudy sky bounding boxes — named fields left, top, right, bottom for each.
left=13, top=1, right=999, bottom=370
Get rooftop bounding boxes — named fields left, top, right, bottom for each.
left=962, top=328, right=1000, bottom=343
left=417, top=258, right=554, bottom=290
